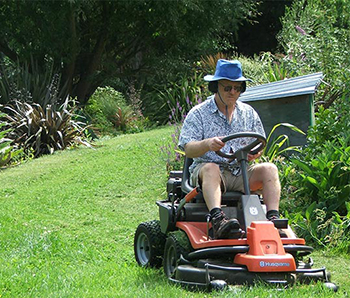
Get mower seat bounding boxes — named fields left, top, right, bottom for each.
left=181, top=157, right=243, bottom=205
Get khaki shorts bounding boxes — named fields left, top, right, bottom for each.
left=191, top=163, right=257, bottom=193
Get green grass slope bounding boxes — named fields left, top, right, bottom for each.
left=0, top=126, right=348, bottom=297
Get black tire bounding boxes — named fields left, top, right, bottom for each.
left=134, top=220, right=166, bottom=267
left=163, top=231, right=192, bottom=278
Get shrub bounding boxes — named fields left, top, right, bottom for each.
left=286, top=202, right=350, bottom=253
left=289, top=135, right=350, bottom=216
left=306, top=92, right=350, bottom=156
left=0, top=115, right=13, bottom=166
left=279, top=101, right=350, bottom=247
left=0, top=111, right=25, bottom=167
left=85, top=86, right=127, bottom=135
left=288, top=94, right=350, bottom=213
left=278, top=0, right=350, bottom=105
left=85, top=86, right=148, bottom=135
left=4, top=98, right=90, bottom=157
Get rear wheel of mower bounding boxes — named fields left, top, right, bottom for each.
left=163, top=231, right=191, bottom=278
left=134, top=220, right=166, bottom=267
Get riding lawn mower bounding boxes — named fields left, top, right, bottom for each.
left=134, top=133, right=338, bottom=292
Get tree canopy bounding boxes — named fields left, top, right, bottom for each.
left=0, top=0, right=259, bottom=104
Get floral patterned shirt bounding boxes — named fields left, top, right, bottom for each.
left=178, top=95, right=265, bottom=175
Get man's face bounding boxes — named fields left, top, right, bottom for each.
left=217, top=80, right=242, bottom=106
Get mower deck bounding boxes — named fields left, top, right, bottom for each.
left=167, top=220, right=331, bottom=290
left=172, top=259, right=330, bottom=290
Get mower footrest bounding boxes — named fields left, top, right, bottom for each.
left=272, top=219, right=288, bottom=229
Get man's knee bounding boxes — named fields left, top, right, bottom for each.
left=265, top=162, right=278, bottom=175
left=250, top=163, right=279, bottom=188
left=199, top=163, right=221, bottom=180
left=256, top=162, right=278, bottom=177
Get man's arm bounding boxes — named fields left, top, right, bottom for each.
left=184, top=137, right=225, bottom=158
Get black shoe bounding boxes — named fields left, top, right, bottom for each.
left=266, top=210, right=280, bottom=221
left=267, top=215, right=280, bottom=221
left=211, top=211, right=241, bottom=239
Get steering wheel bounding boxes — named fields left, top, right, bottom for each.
left=215, top=132, right=266, bottom=160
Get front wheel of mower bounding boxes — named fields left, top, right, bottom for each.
left=163, top=232, right=191, bottom=278
left=134, top=220, right=166, bottom=267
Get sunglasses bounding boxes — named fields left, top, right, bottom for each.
left=219, top=82, right=243, bottom=92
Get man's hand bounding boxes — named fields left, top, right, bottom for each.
left=207, top=137, right=225, bottom=152
left=184, top=137, right=225, bottom=158
left=248, top=150, right=263, bottom=162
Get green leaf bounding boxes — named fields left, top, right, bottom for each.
left=291, top=158, right=314, bottom=176
left=305, top=176, right=319, bottom=188
left=305, top=201, right=317, bottom=222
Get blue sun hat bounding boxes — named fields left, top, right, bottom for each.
left=204, top=59, right=252, bottom=82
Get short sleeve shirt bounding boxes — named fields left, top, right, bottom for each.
left=178, top=95, right=266, bottom=174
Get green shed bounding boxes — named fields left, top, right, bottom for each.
left=239, top=72, right=324, bottom=147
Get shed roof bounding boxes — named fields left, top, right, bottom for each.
left=239, top=72, right=324, bottom=102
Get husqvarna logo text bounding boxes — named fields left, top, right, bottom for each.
left=249, top=207, right=258, bottom=216
left=260, top=261, right=290, bottom=267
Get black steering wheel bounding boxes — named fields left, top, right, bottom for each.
left=215, top=132, right=266, bottom=160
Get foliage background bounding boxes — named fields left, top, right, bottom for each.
left=0, top=0, right=349, bottom=293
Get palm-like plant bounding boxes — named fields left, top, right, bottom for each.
left=4, top=98, right=90, bottom=157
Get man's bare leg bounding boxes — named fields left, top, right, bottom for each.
left=249, top=162, right=280, bottom=215
left=199, top=163, right=222, bottom=210
left=199, top=163, right=241, bottom=238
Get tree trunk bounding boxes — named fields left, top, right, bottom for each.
left=63, top=5, right=78, bottom=99
left=74, top=34, right=107, bottom=104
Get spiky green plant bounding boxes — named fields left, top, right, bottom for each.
left=262, top=123, right=306, bottom=162
left=0, top=57, right=68, bottom=106
left=4, top=98, right=90, bottom=157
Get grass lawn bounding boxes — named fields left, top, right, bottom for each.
left=0, top=126, right=349, bottom=297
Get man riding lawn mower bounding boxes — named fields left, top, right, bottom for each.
left=133, top=60, right=337, bottom=291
